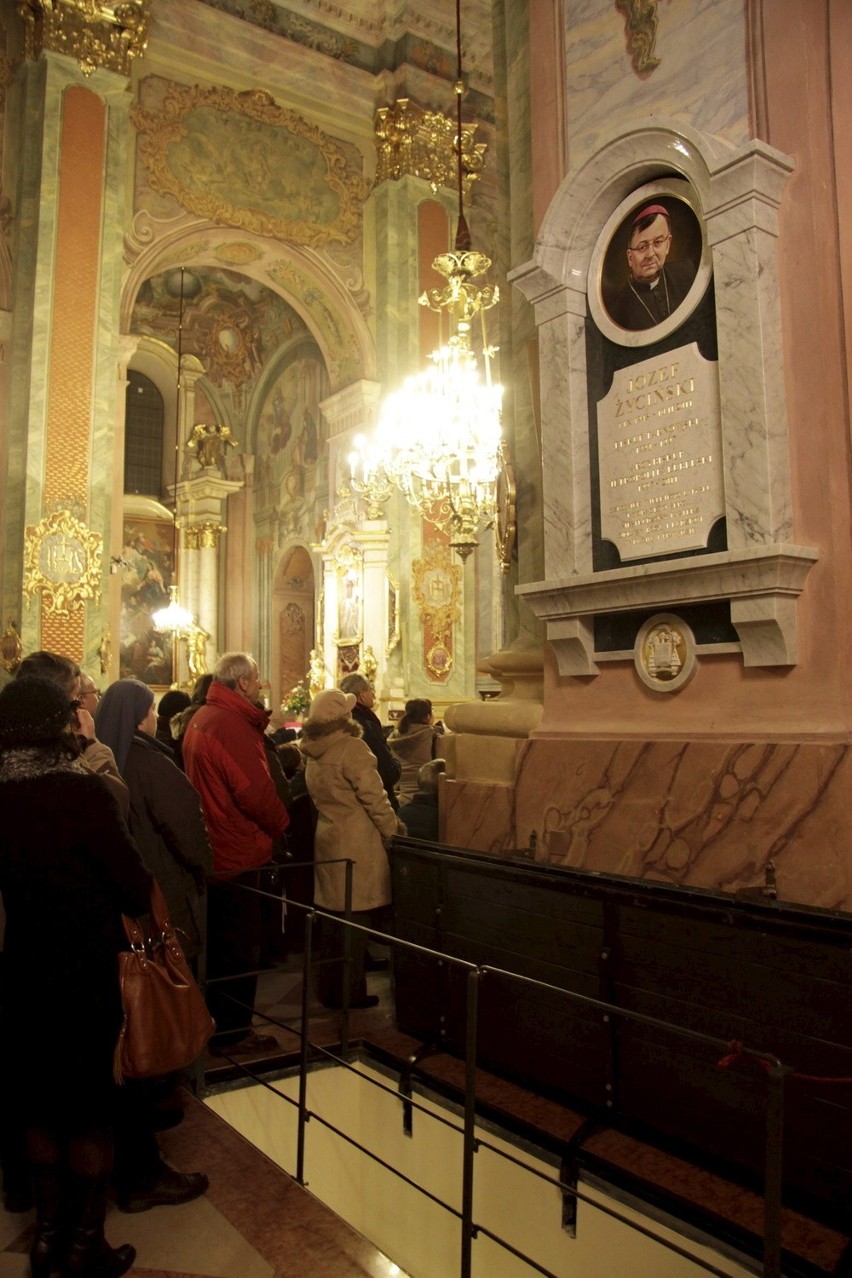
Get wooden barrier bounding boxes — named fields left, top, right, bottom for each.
left=390, top=839, right=852, bottom=1225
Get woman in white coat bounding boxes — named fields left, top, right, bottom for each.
left=301, top=688, right=403, bottom=1008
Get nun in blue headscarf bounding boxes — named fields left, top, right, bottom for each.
left=96, top=680, right=212, bottom=960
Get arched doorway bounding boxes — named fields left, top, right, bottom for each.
left=273, top=545, right=315, bottom=717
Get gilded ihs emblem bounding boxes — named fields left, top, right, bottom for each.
left=24, top=511, right=102, bottom=616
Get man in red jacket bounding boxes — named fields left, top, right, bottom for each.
left=184, top=652, right=289, bottom=1055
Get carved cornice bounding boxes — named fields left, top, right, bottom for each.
left=374, top=98, right=486, bottom=196
left=17, top=0, right=150, bottom=79
left=131, top=83, right=369, bottom=247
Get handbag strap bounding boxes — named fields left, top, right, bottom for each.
left=121, top=880, right=173, bottom=949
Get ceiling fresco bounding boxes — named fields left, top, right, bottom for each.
left=130, top=267, right=317, bottom=394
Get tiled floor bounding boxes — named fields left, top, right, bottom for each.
left=0, top=1091, right=402, bottom=1278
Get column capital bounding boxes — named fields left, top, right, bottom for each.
left=19, top=1, right=151, bottom=81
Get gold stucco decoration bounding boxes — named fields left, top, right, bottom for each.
left=98, top=625, right=111, bottom=674
left=187, top=422, right=238, bottom=472
left=17, top=0, right=150, bottom=79
left=616, top=0, right=661, bottom=77
left=24, top=510, right=103, bottom=616
left=412, top=540, right=462, bottom=638
left=131, top=83, right=369, bottom=247
left=214, top=241, right=263, bottom=265
left=1, top=621, right=22, bottom=672
left=374, top=98, right=486, bottom=197
left=183, top=522, right=225, bottom=550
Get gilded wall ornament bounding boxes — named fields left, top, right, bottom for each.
left=374, top=99, right=486, bottom=196
left=131, top=83, right=369, bottom=247
left=186, top=625, right=210, bottom=680
left=413, top=540, right=461, bottom=669
left=362, top=645, right=378, bottom=682
left=634, top=613, right=698, bottom=693
left=18, top=0, right=150, bottom=79
left=23, top=510, right=102, bottom=616
left=412, top=541, right=461, bottom=635
left=495, top=440, right=517, bottom=574
left=183, top=521, right=225, bottom=550
left=0, top=621, right=22, bottom=673
left=386, top=576, right=400, bottom=658
left=98, top=626, right=111, bottom=675
left=616, top=0, right=661, bottom=77
left=187, top=422, right=238, bottom=472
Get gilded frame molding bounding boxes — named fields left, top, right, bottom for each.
left=131, top=84, right=369, bottom=248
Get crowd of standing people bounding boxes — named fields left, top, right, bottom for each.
left=0, top=651, right=446, bottom=1275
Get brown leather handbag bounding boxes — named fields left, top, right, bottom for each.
left=113, top=881, right=214, bottom=1083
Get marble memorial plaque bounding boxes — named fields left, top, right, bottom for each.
left=597, top=343, right=723, bottom=562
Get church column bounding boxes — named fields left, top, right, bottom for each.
left=177, top=472, right=243, bottom=681
left=8, top=8, right=147, bottom=663
left=358, top=524, right=392, bottom=693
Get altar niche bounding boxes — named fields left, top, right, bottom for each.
left=510, top=122, right=818, bottom=676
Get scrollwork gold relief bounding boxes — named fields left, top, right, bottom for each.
left=17, top=0, right=150, bottom=78
left=374, top=99, right=486, bottom=196
left=412, top=540, right=461, bottom=635
left=413, top=539, right=461, bottom=681
left=131, top=82, right=369, bottom=247
left=23, top=510, right=102, bottom=616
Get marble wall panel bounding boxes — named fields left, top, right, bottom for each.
left=564, top=0, right=752, bottom=167
left=503, top=737, right=852, bottom=911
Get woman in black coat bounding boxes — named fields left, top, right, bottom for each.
left=96, top=679, right=212, bottom=961
left=0, top=677, right=152, bottom=1278
left=93, top=679, right=212, bottom=1214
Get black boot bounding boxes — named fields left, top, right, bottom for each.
left=62, top=1175, right=135, bottom=1278
left=30, top=1162, right=65, bottom=1278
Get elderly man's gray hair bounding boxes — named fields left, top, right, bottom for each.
left=339, top=672, right=371, bottom=697
left=214, top=652, right=257, bottom=688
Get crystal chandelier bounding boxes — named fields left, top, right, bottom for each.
left=152, top=267, right=196, bottom=636
left=355, top=0, right=504, bottom=562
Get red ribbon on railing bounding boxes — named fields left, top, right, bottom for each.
left=716, top=1040, right=852, bottom=1084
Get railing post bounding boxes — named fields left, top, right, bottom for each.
left=460, top=967, right=481, bottom=1278
left=763, top=1062, right=789, bottom=1278
left=341, top=860, right=353, bottom=1058
left=296, top=910, right=314, bottom=1185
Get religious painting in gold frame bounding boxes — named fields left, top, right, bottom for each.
left=119, top=516, right=176, bottom=687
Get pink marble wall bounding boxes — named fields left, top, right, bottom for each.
left=454, top=5, right=852, bottom=916
left=445, top=737, right=852, bottom=911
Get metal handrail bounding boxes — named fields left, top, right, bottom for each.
left=203, top=860, right=790, bottom=1277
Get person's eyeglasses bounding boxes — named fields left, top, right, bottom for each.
left=629, top=234, right=670, bottom=254
left=81, top=688, right=101, bottom=699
